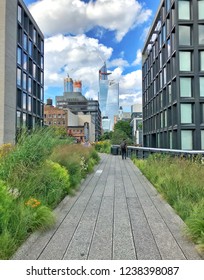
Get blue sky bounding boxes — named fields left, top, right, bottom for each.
left=24, top=0, right=160, bottom=111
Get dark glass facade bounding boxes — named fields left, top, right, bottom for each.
left=142, top=0, right=204, bottom=150
left=16, top=0, right=44, bottom=131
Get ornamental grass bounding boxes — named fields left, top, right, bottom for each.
left=132, top=154, right=204, bottom=253
left=0, top=127, right=100, bottom=259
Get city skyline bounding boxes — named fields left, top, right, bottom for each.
left=24, top=0, right=161, bottom=111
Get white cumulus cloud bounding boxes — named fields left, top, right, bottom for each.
left=29, top=0, right=152, bottom=42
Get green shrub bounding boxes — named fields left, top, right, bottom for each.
left=0, top=129, right=99, bottom=259
left=0, top=127, right=63, bottom=181
left=94, top=141, right=111, bottom=153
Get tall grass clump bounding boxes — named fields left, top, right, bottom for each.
left=0, top=127, right=72, bottom=259
left=50, top=144, right=100, bottom=189
left=132, top=154, right=204, bottom=252
left=94, top=140, right=111, bottom=153
left=0, top=128, right=100, bottom=259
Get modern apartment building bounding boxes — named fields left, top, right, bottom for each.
left=0, top=0, right=44, bottom=145
left=142, top=0, right=204, bottom=150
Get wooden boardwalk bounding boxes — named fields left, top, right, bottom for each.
left=12, top=154, right=202, bottom=260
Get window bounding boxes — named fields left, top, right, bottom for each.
left=179, top=25, right=191, bottom=45
left=17, top=111, right=21, bottom=128
left=166, top=0, right=171, bottom=11
left=41, top=71, right=43, bottom=84
left=201, top=104, right=204, bottom=122
left=28, top=40, right=32, bottom=56
left=23, top=73, right=27, bottom=90
left=23, top=53, right=27, bottom=70
left=180, top=78, right=192, bottom=97
left=17, top=68, right=21, bottom=86
left=179, top=51, right=191, bottom=71
left=41, top=56, right=44, bottom=69
left=201, top=130, right=204, bottom=149
left=22, top=113, right=27, bottom=128
left=159, top=52, right=162, bottom=68
left=199, top=25, right=204, bottom=45
left=28, top=77, right=32, bottom=93
left=162, top=25, right=166, bottom=44
left=28, top=96, right=32, bottom=112
left=200, top=77, right=204, bottom=96
left=181, top=104, right=192, bottom=123
left=160, top=112, right=163, bottom=128
left=33, top=29, right=37, bottom=44
left=167, top=39, right=171, bottom=57
left=168, top=84, right=172, bottom=103
left=163, top=67, right=167, bottom=85
left=40, top=87, right=43, bottom=100
left=17, top=47, right=22, bottom=65
left=41, top=40, right=44, bottom=52
left=198, top=0, right=204, bottom=19
left=164, top=110, right=167, bottom=127
left=181, top=130, right=192, bottom=149
left=23, top=33, right=28, bottom=50
left=169, top=131, right=172, bottom=149
left=33, top=64, right=36, bottom=78
left=178, top=0, right=190, bottom=20
left=18, top=5, right=22, bottom=23
left=23, top=92, right=27, bottom=110
left=200, top=51, right=204, bottom=71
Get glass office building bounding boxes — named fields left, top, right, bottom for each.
left=142, top=0, right=204, bottom=150
left=0, top=0, right=44, bottom=144
left=99, top=63, right=119, bottom=131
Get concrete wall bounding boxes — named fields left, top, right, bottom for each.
left=67, top=109, right=79, bottom=126
left=78, top=114, right=95, bottom=142
left=0, top=0, right=17, bottom=144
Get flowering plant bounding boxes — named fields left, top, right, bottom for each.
left=25, top=198, right=41, bottom=208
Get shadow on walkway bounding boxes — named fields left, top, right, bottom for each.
left=12, top=154, right=202, bottom=260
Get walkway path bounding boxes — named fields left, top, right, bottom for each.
left=12, top=154, right=202, bottom=260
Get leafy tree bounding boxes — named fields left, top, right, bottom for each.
left=114, top=120, right=132, bottom=138
left=99, top=131, right=113, bottom=141
left=111, top=129, right=127, bottom=145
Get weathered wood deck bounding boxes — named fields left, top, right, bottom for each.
left=12, top=154, right=202, bottom=260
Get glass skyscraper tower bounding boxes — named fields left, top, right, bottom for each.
left=98, top=63, right=119, bottom=130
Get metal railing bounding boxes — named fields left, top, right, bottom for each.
left=111, top=145, right=204, bottom=159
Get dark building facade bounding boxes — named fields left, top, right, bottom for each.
left=0, top=0, right=44, bottom=144
left=17, top=0, right=44, bottom=132
left=142, top=0, right=204, bottom=150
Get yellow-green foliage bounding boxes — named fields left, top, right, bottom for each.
left=132, top=155, right=204, bottom=251
left=51, top=144, right=100, bottom=187
left=0, top=143, right=14, bottom=158
left=0, top=128, right=100, bottom=259
left=94, top=140, right=111, bottom=153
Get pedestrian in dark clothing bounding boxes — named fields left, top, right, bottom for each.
left=120, top=139, right=127, bottom=159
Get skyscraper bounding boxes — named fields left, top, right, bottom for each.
left=98, top=63, right=119, bottom=130
left=64, top=76, right=73, bottom=92
left=0, top=0, right=44, bottom=145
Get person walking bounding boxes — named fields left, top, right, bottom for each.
left=120, top=139, right=127, bottom=160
